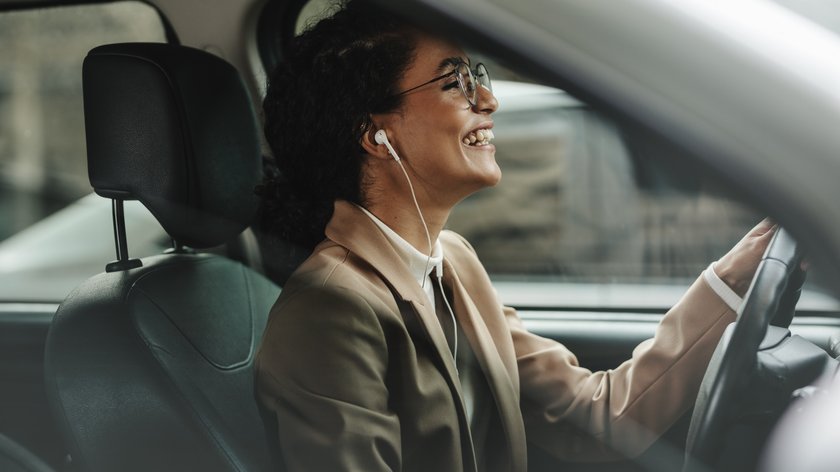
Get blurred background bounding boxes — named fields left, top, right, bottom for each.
left=0, top=2, right=164, bottom=241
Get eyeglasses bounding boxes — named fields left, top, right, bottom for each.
left=396, top=61, right=491, bottom=107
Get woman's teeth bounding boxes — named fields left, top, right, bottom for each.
left=462, top=129, right=494, bottom=146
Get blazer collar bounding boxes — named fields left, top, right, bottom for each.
left=325, top=200, right=464, bottom=386
left=325, top=200, right=431, bottom=306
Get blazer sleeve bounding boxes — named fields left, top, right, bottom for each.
left=508, top=275, right=736, bottom=460
left=255, top=286, right=401, bottom=471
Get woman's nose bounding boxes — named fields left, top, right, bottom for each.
left=473, top=84, right=498, bottom=114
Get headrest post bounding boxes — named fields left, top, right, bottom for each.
left=105, top=199, right=142, bottom=273
left=164, top=238, right=193, bottom=255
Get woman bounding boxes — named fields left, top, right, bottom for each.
left=254, top=2, right=774, bottom=471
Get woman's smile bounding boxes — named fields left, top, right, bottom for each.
left=462, top=126, right=495, bottom=146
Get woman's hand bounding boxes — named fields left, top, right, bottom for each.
left=714, top=218, right=778, bottom=297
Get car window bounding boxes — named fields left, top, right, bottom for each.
left=447, top=80, right=758, bottom=282
left=0, top=2, right=169, bottom=302
left=287, top=0, right=840, bottom=314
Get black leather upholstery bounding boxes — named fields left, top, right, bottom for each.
left=83, top=43, right=261, bottom=248
left=47, top=255, right=279, bottom=472
left=0, top=434, right=55, bottom=472
left=45, top=43, right=280, bottom=472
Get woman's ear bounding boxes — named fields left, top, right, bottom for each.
left=360, top=127, right=393, bottom=161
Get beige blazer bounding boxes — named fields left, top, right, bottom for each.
left=255, top=200, right=736, bottom=472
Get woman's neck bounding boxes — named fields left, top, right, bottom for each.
left=363, top=199, right=449, bottom=256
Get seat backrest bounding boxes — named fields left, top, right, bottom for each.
left=0, top=433, right=55, bottom=472
left=44, top=43, right=280, bottom=472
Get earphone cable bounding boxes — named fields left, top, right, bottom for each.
left=378, top=131, right=456, bottom=366
left=393, top=157, right=433, bottom=289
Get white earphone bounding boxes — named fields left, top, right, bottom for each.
left=374, top=129, right=388, bottom=145
left=374, top=129, right=400, bottom=162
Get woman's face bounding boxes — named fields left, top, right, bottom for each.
left=381, top=33, right=500, bottom=207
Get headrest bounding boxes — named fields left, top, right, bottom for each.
left=83, top=43, right=261, bottom=248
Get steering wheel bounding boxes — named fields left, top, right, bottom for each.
left=683, top=227, right=804, bottom=472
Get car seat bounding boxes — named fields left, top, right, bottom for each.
left=0, top=433, right=54, bottom=472
left=44, top=43, right=280, bottom=472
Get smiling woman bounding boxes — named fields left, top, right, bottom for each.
left=253, top=2, right=774, bottom=471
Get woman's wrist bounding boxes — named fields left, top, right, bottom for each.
left=713, top=259, right=751, bottom=297
left=705, top=262, right=743, bottom=312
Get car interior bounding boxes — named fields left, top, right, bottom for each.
left=1, top=1, right=840, bottom=472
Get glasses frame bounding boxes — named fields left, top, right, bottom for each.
left=396, top=61, right=491, bottom=107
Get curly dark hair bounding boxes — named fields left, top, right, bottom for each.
left=256, top=0, right=416, bottom=272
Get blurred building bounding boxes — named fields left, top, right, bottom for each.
left=0, top=1, right=164, bottom=240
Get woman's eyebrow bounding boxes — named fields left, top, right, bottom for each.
left=436, top=56, right=466, bottom=74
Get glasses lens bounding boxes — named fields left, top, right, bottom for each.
left=456, top=63, right=491, bottom=106
left=475, top=63, right=491, bottom=93
left=455, top=62, right=476, bottom=105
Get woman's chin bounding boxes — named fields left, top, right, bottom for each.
left=475, top=150, right=502, bottom=185
left=445, top=144, right=501, bottom=197
left=482, top=166, right=502, bottom=188
left=467, top=160, right=502, bottom=190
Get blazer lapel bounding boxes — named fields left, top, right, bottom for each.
left=324, top=202, right=474, bottom=453
left=442, top=259, right=527, bottom=469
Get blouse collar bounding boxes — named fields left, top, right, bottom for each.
left=356, top=205, right=444, bottom=289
